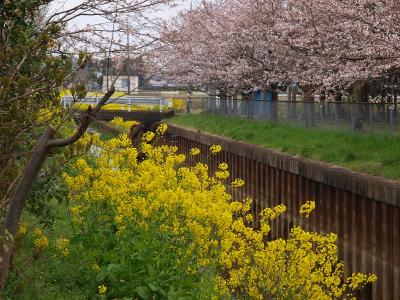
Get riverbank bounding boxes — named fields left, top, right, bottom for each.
left=169, top=113, right=400, bottom=180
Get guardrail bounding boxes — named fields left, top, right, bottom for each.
left=62, top=96, right=173, bottom=112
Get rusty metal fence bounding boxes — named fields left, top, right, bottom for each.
left=164, top=124, right=400, bottom=300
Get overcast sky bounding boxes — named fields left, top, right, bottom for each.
left=48, top=0, right=195, bottom=56
left=50, top=0, right=193, bottom=28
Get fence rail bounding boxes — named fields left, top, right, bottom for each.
left=62, top=96, right=173, bottom=112
left=198, top=98, right=400, bottom=135
left=164, top=124, right=400, bottom=300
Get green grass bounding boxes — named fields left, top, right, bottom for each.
left=170, top=113, right=400, bottom=180
left=4, top=200, right=89, bottom=299
left=89, top=123, right=120, bottom=141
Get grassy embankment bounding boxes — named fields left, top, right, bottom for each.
left=170, top=113, right=400, bottom=180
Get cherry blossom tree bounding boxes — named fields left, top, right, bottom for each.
left=159, top=0, right=291, bottom=95
left=157, top=0, right=400, bottom=101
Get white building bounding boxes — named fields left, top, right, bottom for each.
left=102, top=75, right=139, bottom=94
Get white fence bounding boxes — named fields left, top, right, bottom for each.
left=62, top=96, right=173, bottom=113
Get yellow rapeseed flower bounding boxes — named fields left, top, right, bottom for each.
left=156, top=123, right=168, bottom=135
left=18, top=224, right=28, bottom=236
left=62, top=130, right=376, bottom=299
left=143, top=131, right=155, bottom=142
left=98, top=284, right=107, bottom=295
left=190, top=147, right=200, bottom=156
left=92, top=264, right=101, bottom=272
left=231, top=178, right=245, bottom=188
left=56, top=238, right=70, bottom=257
left=215, top=170, right=230, bottom=180
left=218, top=162, right=228, bottom=171
left=34, top=235, right=48, bottom=251
left=300, top=200, right=316, bottom=218
left=210, top=145, right=222, bottom=154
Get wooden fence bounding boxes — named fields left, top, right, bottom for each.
left=164, top=124, right=400, bottom=300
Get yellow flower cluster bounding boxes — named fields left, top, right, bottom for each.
left=34, top=229, right=49, bottom=251
left=210, top=144, right=222, bottom=154
left=156, top=123, right=168, bottom=135
left=17, top=223, right=28, bottom=236
left=63, top=124, right=376, bottom=299
left=300, top=200, right=316, bottom=218
left=92, top=264, right=101, bottom=272
left=98, top=284, right=107, bottom=295
left=215, top=169, right=230, bottom=180
left=215, top=163, right=230, bottom=179
left=218, top=162, right=228, bottom=170
left=34, top=235, right=49, bottom=251
left=231, top=178, right=245, bottom=188
left=142, top=131, right=155, bottom=142
left=190, top=147, right=200, bottom=156
left=110, top=116, right=139, bottom=132
left=56, top=238, right=70, bottom=257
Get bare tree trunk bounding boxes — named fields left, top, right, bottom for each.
left=320, top=90, right=326, bottom=102
left=0, top=88, right=115, bottom=289
left=351, top=80, right=368, bottom=102
left=269, top=83, right=279, bottom=122
left=0, top=127, right=55, bottom=288
left=270, top=83, right=279, bottom=101
left=220, top=89, right=227, bottom=114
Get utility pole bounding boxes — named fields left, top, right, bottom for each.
left=107, top=15, right=117, bottom=91
left=127, top=15, right=130, bottom=95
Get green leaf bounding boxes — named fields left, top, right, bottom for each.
left=135, top=286, right=152, bottom=299
left=147, top=282, right=159, bottom=292
left=95, top=264, right=121, bottom=281
left=147, top=264, right=156, bottom=278
left=167, top=286, right=178, bottom=300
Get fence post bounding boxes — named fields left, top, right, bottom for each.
left=245, top=96, right=250, bottom=119
left=389, top=104, right=395, bottom=135
left=128, top=98, right=131, bottom=112
left=246, top=99, right=250, bottom=119
left=286, top=101, right=289, bottom=123
left=311, top=102, right=316, bottom=126
left=252, top=88, right=256, bottom=119
left=320, top=102, right=325, bottom=128
left=334, top=102, right=339, bottom=129
left=271, top=100, right=278, bottom=122
left=292, top=101, right=297, bottom=121
left=305, top=102, right=310, bottom=127
left=159, top=99, right=162, bottom=113
left=351, top=104, right=355, bottom=132
left=368, top=104, right=373, bottom=133
left=212, top=97, right=217, bottom=113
